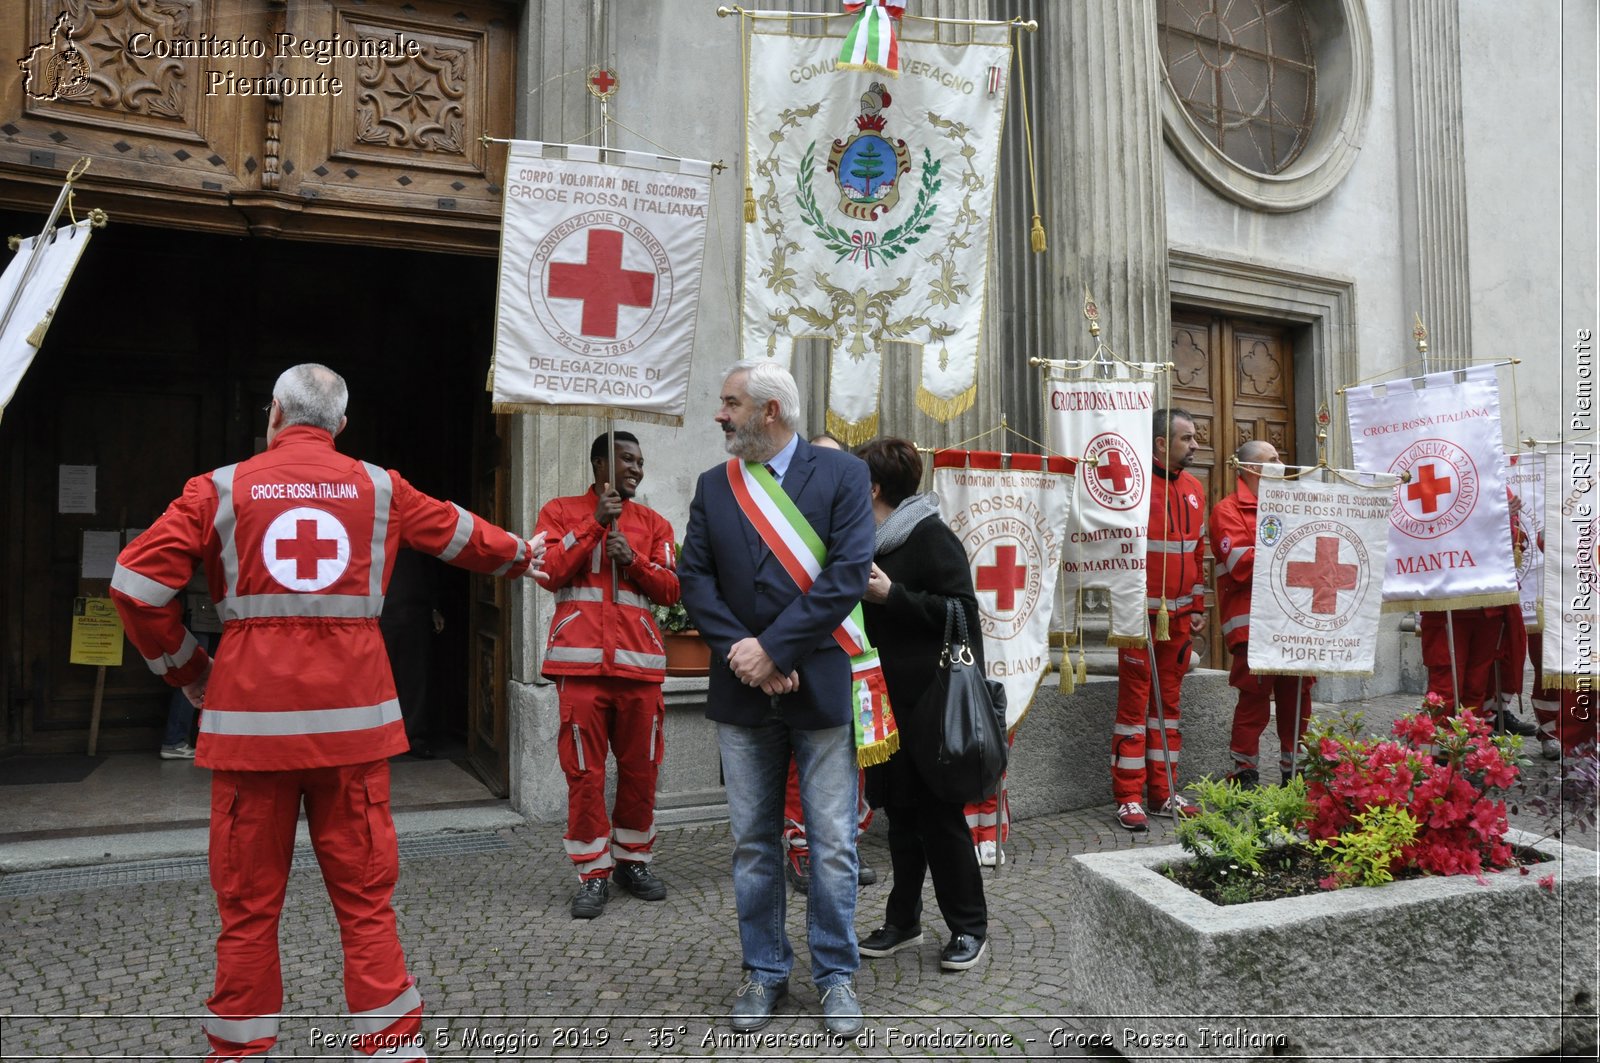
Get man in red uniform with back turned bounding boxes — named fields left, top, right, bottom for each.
left=1112, top=407, right=1207, bottom=831
left=535, top=430, right=680, bottom=919
left=111, top=364, right=547, bottom=1063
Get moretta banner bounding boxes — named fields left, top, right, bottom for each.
left=1248, top=474, right=1394, bottom=677
left=1346, top=364, right=1518, bottom=611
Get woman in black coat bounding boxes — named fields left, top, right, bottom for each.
left=855, top=437, right=988, bottom=972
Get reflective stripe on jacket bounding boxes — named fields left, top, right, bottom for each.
left=534, top=490, right=679, bottom=682
left=1209, top=482, right=1257, bottom=650
left=110, top=425, right=539, bottom=771
left=1147, top=464, right=1208, bottom=617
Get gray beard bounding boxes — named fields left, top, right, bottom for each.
left=724, top=417, right=774, bottom=461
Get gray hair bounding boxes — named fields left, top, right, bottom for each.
left=273, top=363, right=348, bottom=434
left=723, top=359, right=801, bottom=432
left=1236, top=439, right=1277, bottom=465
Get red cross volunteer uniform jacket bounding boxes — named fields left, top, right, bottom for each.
left=535, top=490, right=679, bottom=682
left=1209, top=478, right=1258, bottom=652
left=111, top=424, right=541, bottom=769
left=1147, top=464, right=1208, bottom=621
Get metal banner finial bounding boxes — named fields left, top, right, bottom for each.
left=587, top=66, right=619, bottom=101
left=1412, top=313, right=1428, bottom=355
left=1082, top=288, right=1100, bottom=338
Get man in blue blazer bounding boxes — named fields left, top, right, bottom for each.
left=679, top=360, right=873, bottom=1037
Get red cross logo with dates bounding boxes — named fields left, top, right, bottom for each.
left=263, top=507, right=351, bottom=591
left=1270, top=520, right=1370, bottom=633
left=968, top=533, right=1043, bottom=640
left=1082, top=432, right=1145, bottom=511
left=1387, top=438, right=1479, bottom=539
left=528, top=219, right=672, bottom=358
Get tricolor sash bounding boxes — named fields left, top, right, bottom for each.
left=726, top=459, right=899, bottom=766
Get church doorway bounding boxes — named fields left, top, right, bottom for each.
left=0, top=214, right=505, bottom=790
left=1168, top=308, right=1301, bottom=669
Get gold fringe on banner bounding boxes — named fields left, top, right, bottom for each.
left=1546, top=673, right=1597, bottom=693
left=825, top=408, right=880, bottom=448
left=1106, top=633, right=1147, bottom=649
left=856, top=730, right=900, bottom=768
left=915, top=382, right=976, bottom=424
left=1383, top=592, right=1522, bottom=614
left=489, top=402, right=685, bottom=428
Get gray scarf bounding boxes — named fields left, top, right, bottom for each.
left=874, top=492, right=941, bottom=556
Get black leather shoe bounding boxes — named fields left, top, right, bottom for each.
left=819, top=980, right=863, bottom=1036
left=939, top=933, right=987, bottom=971
left=1494, top=710, right=1538, bottom=737
left=613, top=860, right=667, bottom=901
left=857, top=862, right=877, bottom=886
left=730, top=976, right=787, bottom=1032
left=570, top=878, right=609, bottom=919
left=859, top=923, right=923, bottom=958
left=784, top=848, right=810, bottom=894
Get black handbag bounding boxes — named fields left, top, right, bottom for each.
left=909, top=598, right=1008, bottom=804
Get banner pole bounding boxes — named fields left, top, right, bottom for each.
left=0, top=158, right=88, bottom=346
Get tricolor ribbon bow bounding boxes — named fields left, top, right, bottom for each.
left=840, top=0, right=904, bottom=77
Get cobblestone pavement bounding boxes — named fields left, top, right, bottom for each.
left=0, top=692, right=1592, bottom=1062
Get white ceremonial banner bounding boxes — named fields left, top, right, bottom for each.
left=0, top=219, right=94, bottom=421
left=742, top=26, right=1009, bottom=443
left=1507, top=451, right=1545, bottom=630
left=492, top=141, right=712, bottom=425
left=1540, top=446, right=1598, bottom=690
left=935, top=451, right=1074, bottom=730
left=1046, top=372, right=1158, bottom=647
left=1346, top=364, right=1519, bottom=611
left=1249, top=472, right=1394, bottom=676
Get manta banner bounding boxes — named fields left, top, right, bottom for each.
left=492, top=141, right=712, bottom=425
left=935, top=451, right=1074, bottom=730
left=742, top=23, right=1009, bottom=443
left=1346, top=364, right=1518, bottom=611
left=1045, top=371, right=1159, bottom=647
left=1248, top=472, right=1394, bottom=677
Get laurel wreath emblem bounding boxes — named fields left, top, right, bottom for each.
left=796, top=142, right=941, bottom=264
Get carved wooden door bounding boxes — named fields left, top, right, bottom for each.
left=1169, top=309, right=1297, bottom=669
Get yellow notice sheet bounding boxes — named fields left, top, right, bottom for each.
left=70, top=597, right=124, bottom=666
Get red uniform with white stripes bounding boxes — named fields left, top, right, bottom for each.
left=1113, top=462, right=1207, bottom=807
left=1210, top=479, right=1314, bottom=781
left=111, top=424, right=541, bottom=1063
left=535, top=489, right=678, bottom=879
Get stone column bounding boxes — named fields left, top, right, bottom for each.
left=1040, top=0, right=1171, bottom=386
left=1393, top=0, right=1474, bottom=370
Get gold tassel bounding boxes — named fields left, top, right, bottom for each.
left=1514, top=544, right=1523, bottom=569
left=25, top=308, right=54, bottom=348
left=744, top=185, right=756, bottom=223
left=1030, top=214, right=1046, bottom=253
left=1154, top=601, right=1170, bottom=642
left=1057, top=658, right=1074, bottom=693
left=1076, top=649, right=1088, bottom=685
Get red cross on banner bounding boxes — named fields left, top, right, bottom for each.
left=548, top=229, right=656, bottom=338
left=976, top=544, right=1029, bottom=612
left=1096, top=450, right=1133, bottom=492
left=1286, top=535, right=1360, bottom=614
left=1407, top=461, right=1454, bottom=515
left=276, top=518, right=339, bottom=580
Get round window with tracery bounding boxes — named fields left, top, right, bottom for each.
left=1158, top=0, right=1316, bottom=176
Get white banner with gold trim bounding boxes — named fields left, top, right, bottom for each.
left=1346, top=364, right=1518, bottom=611
left=1046, top=372, right=1158, bottom=647
left=935, top=451, right=1074, bottom=730
left=1541, top=446, right=1598, bottom=689
left=1, top=220, right=94, bottom=422
left=1248, top=472, right=1394, bottom=677
left=742, top=25, right=1009, bottom=443
left=1507, top=451, right=1545, bottom=631
left=492, top=141, right=712, bottom=426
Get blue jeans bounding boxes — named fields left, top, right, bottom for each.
left=718, top=718, right=859, bottom=990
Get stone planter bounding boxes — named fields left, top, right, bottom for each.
left=1061, top=830, right=1598, bottom=1062
left=662, top=629, right=710, bottom=677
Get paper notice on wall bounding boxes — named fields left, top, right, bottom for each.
left=58, top=464, right=95, bottom=513
left=80, top=529, right=121, bottom=580
left=69, top=596, right=124, bottom=666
